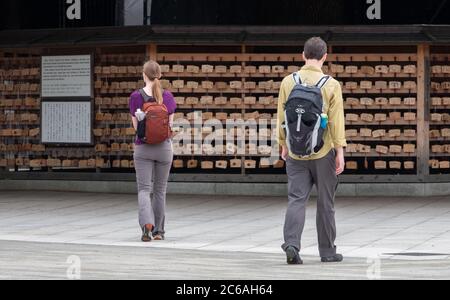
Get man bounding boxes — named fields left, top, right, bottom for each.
left=277, top=37, right=347, bottom=264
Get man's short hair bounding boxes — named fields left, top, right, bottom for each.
left=303, top=37, right=327, bottom=60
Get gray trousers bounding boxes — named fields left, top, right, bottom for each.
left=134, top=140, right=173, bottom=234
left=282, top=150, right=338, bottom=258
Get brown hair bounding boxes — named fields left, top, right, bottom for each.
left=303, top=37, right=327, bottom=60
left=143, top=60, right=163, bottom=104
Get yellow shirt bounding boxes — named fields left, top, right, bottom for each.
left=276, top=65, right=347, bottom=160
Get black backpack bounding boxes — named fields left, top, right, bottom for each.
left=282, top=72, right=330, bottom=157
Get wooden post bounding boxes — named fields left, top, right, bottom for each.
left=417, top=44, right=430, bottom=179
left=146, top=44, right=157, bottom=60
left=327, top=45, right=333, bottom=75
left=241, top=44, right=247, bottom=176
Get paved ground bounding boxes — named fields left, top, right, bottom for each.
left=2, top=240, right=450, bottom=280
left=0, top=191, right=450, bottom=279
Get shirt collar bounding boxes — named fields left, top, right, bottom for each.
left=301, top=65, right=323, bottom=73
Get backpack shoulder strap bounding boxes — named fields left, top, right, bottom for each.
left=316, top=75, right=331, bottom=89
left=139, top=89, right=166, bottom=103
left=138, top=88, right=152, bottom=103
left=292, top=72, right=302, bottom=85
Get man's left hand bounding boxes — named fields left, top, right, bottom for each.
left=335, top=147, right=345, bottom=175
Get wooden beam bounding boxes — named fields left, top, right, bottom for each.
left=155, top=53, right=418, bottom=62
left=416, top=44, right=430, bottom=178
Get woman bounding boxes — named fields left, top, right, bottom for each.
left=129, top=60, right=177, bottom=242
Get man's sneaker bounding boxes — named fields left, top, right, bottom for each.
left=285, top=246, right=303, bottom=265
left=321, top=254, right=344, bottom=263
left=141, top=224, right=153, bottom=242
left=153, top=233, right=165, bottom=241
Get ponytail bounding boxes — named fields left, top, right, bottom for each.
left=152, top=78, right=163, bottom=105
left=143, top=60, right=163, bottom=105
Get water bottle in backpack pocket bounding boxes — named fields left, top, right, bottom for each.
left=135, top=108, right=147, bottom=140
left=137, top=120, right=147, bottom=140
left=282, top=73, right=330, bottom=158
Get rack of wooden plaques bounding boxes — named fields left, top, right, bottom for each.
left=93, top=48, right=147, bottom=171
left=0, top=53, right=43, bottom=171
left=0, top=45, right=435, bottom=179
left=0, top=47, right=149, bottom=173
left=329, top=53, right=418, bottom=174
left=429, top=52, right=450, bottom=174
left=156, top=46, right=419, bottom=175
left=157, top=47, right=291, bottom=174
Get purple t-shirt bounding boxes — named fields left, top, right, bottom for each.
left=129, top=89, right=177, bottom=145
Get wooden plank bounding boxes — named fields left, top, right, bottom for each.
left=342, top=89, right=416, bottom=95
left=431, top=54, right=450, bottom=61
left=344, top=105, right=416, bottom=110
left=156, top=53, right=417, bottom=63
left=161, top=71, right=289, bottom=78
left=171, top=88, right=279, bottom=94
left=347, top=135, right=416, bottom=142
left=327, top=54, right=417, bottom=62
left=417, top=44, right=430, bottom=177
left=344, top=120, right=417, bottom=126
left=157, top=53, right=303, bottom=62
left=345, top=151, right=416, bottom=157
left=337, top=72, right=415, bottom=78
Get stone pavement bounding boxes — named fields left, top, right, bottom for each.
left=2, top=240, right=450, bottom=280
left=0, top=191, right=450, bottom=279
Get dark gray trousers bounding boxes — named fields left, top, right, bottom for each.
left=134, top=140, right=173, bottom=234
left=282, top=150, right=338, bottom=258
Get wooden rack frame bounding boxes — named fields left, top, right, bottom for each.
left=1, top=42, right=449, bottom=183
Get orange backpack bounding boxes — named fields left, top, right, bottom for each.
left=138, top=89, right=171, bottom=144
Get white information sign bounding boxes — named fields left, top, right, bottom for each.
left=41, top=101, right=92, bottom=144
left=41, top=55, right=92, bottom=98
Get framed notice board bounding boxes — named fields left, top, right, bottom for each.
left=41, top=55, right=93, bottom=99
left=40, top=54, right=93, bottom=146
left=41, top=101, right=93, bottom=145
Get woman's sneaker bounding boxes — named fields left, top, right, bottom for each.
left=141, top=224, right=153, bottom=242
left=285, top=246, right=303, bottom=265
left=153, top=233, right=165, bottom=241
